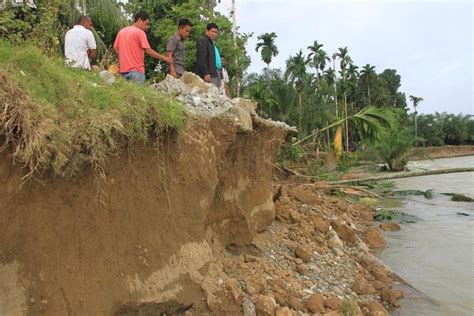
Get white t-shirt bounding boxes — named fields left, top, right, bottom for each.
left=64, top=25, right=96, bottom=70
left=222, top=67, right=229, bottom=83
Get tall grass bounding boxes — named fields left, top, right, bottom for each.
left=0, top=41, right=185, bottom=178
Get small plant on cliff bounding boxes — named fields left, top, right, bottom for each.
left=277, top=143, right=306, bottom=167
left=341, top=299, right=360, bottom=316
left=307, top=157, right=325, bottom=175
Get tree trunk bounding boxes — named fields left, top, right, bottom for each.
left=368, top=86, right=371, bottom=106
left=414, top=106, right=418, bottom=147
left=299, top=92, right=302, bottom=134
left=344, top=91, right=349, bottom=151
left=329, top=167, right=474, bottom=184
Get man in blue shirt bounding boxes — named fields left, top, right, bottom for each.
left=196, top=22, right=222, bottom=87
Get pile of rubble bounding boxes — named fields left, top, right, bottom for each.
left=193, top=183, right=405, bottom=316
left=150, top=72, right=296, bottom=132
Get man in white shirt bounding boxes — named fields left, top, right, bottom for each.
left=220, top=55, right=230, bottom=97
left=64, top=16, right=97, bottom=70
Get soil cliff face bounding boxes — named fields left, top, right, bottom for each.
left=0, top=117, right=288, bottom=315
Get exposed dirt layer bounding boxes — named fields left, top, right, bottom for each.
left=0, top=116, right=287, bottom=315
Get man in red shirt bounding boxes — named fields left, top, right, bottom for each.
left=114, top=11, right=172, bottom=84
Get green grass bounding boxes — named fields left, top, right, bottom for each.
left=0, top=41, right=185, bottom=177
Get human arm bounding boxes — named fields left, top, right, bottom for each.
left=87, top=30, right=97, bottom=60
left=87, top=49, right=96, bottom=59
left=167, top=51, right=177, bottom=77
left=144, top=48, right=173, bottom=64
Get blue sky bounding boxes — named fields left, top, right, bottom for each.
left=216, top=0, right=473, bottom=115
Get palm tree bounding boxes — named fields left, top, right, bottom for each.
left=331, top=53, right=339, bottom=118
left=307, top=40, right=324, bottom=77
left=336, top=47, right=353, bottom=151
left=255, top=32, right=279, bottom=69
left=360, top=64, right=376, bottom=106
left=285, top=50, right=308, bottom=133
left=295, top=106, right=398, bottom=152
left=409, top=95, right=424, bottom=147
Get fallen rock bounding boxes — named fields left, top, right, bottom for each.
left=306, top=294, right=325, bottom=313
left=372, top=280, right=387, bottom=291
left=233, top=106, right=253, bottom=132
left=323, top=297, right=342, bottom=311
left=382, top=288, right=404, bottom=306
left=236, top=97, right=257, bottom=116
left=225, top=278, right=243, bottom=304
left=255, top=295, right=276, bottom=316
left=331, top=220, right=357, bottom=244
left=311, top=216, right=330, bottom=233
left=294, top=245, right=312, bottom=262
left=328, top=228, right=344, bottom=249
left=363, top=228, right=386, bottom=249
left=287, top=297, right=305, bottom=312
left=364, top=300, right=389, bottom=316
left=243, top=297, right=257, bottom=316
left=296, top=264, right=309, bottom=275
left=379, top=222, right=401, bottom=231
left=352, top=277, right=376, bottom=295
left=275, top=306, right=293, bottom=316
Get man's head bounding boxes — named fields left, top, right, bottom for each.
left=221, top=55, right=226, bottom=66
left=178, top=19, right=193, bottom=39
left=133, top=11, right=151, bottom=31
left=77, top=15, right=92, bottom=30
left=206, top=22, right=219, bottom=40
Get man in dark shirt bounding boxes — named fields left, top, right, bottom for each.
left=196, top=22, right=222, bottom=87
left=166, top=18, right=193, bottom=78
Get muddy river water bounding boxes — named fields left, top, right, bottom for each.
left=375, top=156, right=474, bottom=315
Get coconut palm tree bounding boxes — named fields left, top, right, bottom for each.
left=255, top=32, right=279, bottom=69
left=307, top=40, right=325, bottom=77
left=409, top=95, right=424, bottom=147
left=295, top=106, right=398, bottom=152
left=285, top=50, right=308, bottom=133
left=336, top=47, right=353, bottom=151
left=360, top=64, right=376, bottom=106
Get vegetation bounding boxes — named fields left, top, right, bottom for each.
left=0, top=42, right=184, bottom=177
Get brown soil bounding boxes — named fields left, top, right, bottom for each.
left=1, top=115, right=403, bottom=315
left=0, top=116, right=287, bottom=315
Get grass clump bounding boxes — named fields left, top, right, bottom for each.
left=0, top=41, right=185, bottom=178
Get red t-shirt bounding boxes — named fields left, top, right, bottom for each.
left=113, top=26, right=150, bottom=74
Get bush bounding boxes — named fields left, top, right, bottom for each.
left=335, top=152, right=360, bottom=173
left=277, top=144, right=306, bottom=167
left=307, top=157, right=325, bottom=175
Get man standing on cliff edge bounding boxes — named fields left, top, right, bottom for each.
left=114, top=11, right=172, bottom=84
left=196, top=22, right=222, bottom=88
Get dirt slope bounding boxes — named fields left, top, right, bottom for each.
left=0, top=117, right=288, bottom=315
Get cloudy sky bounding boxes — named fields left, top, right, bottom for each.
left=216, top=0, right=473, bottom=115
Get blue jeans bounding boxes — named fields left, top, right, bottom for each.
left=120, top=71, right=145, bottom=84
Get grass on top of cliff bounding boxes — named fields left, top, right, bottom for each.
left=0, top=41, right=185, bottom=178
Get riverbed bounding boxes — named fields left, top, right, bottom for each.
left=376, top=156, right=474, bottom=315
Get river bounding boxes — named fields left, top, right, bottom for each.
left=375, top=156, right=474, bottom=316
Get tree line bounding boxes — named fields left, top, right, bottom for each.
left=244, top=33, right=472, bottom=148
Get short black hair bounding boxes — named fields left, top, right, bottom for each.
left=76, top=15, right=91, bottom=25
left=134, top=11, right=150, bottom=22
left=207, top=22, right=219, bottom=31
left=178, top=18, right=193, bottom=28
